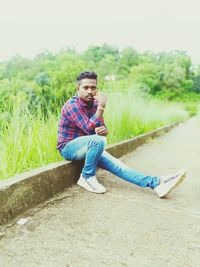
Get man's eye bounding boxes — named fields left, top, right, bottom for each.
left=83, top=86, right=96, bottom=90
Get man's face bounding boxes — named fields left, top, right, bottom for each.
left=77, top=78, right=98, bottom=102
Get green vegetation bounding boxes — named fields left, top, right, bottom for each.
left=0, top=45, right=200, bottom=180
left=0, top=108, right=61, bottom=179
left=105, top=91, right=187, bottom=144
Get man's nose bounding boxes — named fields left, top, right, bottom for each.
left=88, top=88, right=93, bottom=94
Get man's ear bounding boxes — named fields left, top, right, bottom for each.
left=76, top=81, right=81, bottom=90
left=76, top=82, right=79, bottom=93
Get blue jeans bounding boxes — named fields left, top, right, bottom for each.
left=61, top=135, right=160, bottom=189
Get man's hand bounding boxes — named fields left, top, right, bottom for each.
left=94, top=92, right=107, bottom=106
left=95, top=126, right=107, bottom=136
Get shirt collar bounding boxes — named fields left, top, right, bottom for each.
left=78, top=97, right=88, bottom=107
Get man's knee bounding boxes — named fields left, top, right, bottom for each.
left=95, top=135, right=107, bottom=146
left=88, top=134, right=107, bottom=148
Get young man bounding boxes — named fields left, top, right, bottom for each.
left=57, top=71, right=185, bottom=197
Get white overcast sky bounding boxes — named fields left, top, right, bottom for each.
left=0, top=0, right=200, bottom=64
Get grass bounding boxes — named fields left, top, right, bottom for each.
left=196, top=104, right=200, bottom=124
left=0, top=92, right=188, bottom=180
left=105, top=91, right=188, bottom=144
left=0, top=108, right=62, bottom=179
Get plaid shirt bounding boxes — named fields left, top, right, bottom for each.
left=57, top=95, right=108, bottom=152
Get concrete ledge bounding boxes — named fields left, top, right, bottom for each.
left=0, top=121, right=181, bottom=225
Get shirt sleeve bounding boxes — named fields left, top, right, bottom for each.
left=63, top=102, right=105, bottom=135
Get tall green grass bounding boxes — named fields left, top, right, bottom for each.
left=0, top=92, right=188, bottom=180
left=0, top=107, right=62, bottom=180
left=105, top=91, right=188, bottom=143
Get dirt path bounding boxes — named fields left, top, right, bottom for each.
left=0, top=118, right=200, bottom=267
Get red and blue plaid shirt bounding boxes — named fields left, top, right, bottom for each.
left=57, top=95, right=108, bottom=152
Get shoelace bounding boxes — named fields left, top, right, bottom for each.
left=164, top=173, right=180, bottom=183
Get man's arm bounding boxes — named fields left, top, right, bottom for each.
left=63, top=102, right=105, bottom=135
left=94, top=92, right=108, bottom=136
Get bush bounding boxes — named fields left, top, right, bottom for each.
left=184, top=103, right=198, bottom=117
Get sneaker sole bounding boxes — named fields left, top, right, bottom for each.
left=77, top=180, right=106, bottom=194
left=159, top=171, right=186, bottom=198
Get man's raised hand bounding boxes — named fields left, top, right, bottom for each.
left=94, top=92, right=107, bottom=106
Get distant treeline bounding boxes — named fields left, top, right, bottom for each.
left=0, top=44, right=200, bottom=116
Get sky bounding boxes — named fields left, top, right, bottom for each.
left=0, top=0, right=200, bottom=64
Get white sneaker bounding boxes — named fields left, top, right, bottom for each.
left=154, top=169, right=186, bottom=198
left=77, top=174, right=106, bottom=194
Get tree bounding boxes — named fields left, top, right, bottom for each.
left=35, top=72, right=50, bottom=87
left=82, top=44, right=119, bottom=63
left=130, top=63, right=161, bottom=94
left=117, top=47, right=139, bottom=76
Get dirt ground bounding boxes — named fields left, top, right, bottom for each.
left=0, top=118, right=200, bottom=267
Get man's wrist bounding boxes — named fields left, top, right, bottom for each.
left=98, top=102, right=106, bottom=107
left=98, top=106, right=105, bottom=111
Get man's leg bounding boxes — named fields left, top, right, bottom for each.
left=61, top=136, right=185, bottom=196
left=61, top=135, right=159, bottom=190
left=98, top=151, right=186, bottom=197
left=61, top=134, right=107, bottom=193
left=98, top=151, right=160, bottom=189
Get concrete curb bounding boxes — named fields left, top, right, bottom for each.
left=0, top=121, right=181, bottom=225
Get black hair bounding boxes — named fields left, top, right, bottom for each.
left=76, top=71, right=97, bottom=82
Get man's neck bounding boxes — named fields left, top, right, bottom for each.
left=77, top=96, right=94, bottom=108
left=87, top=101, right=93, bottom=108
